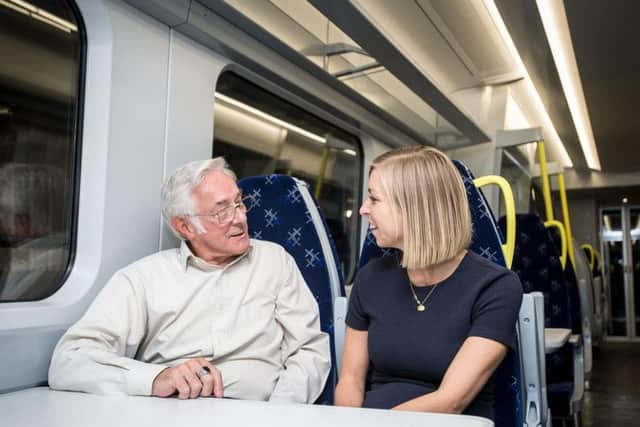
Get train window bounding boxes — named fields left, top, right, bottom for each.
left=0, top=1, right=83, bottom=302
left=499, top=147, right=532, bottom=217
left=213, top=72, right=362, bottom=283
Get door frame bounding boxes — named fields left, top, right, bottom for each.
left=600, top=205, right=638, bottom=339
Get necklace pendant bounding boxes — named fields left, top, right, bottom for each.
left=417, top=304, right=426, bottom=312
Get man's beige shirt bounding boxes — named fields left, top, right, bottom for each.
left=49, top=239, right=331, bottom=403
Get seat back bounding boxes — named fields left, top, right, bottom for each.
left=359, top=228, right=398, bottom=268
left=589, top=253, right=604, bottom=345
left=506, top=216, right=573, bottom=330
left=237, top=174, right=344, bottom=404
left=452, top=161, right=522, bottom=427
left=572, top=240, right=595, bottom=374
left=547, top=229, right=582, bottom=337
left=546, top=230, right=588, bottom=408
left=452, top=161, right=508, bottom=266
left=499, top=214, right=576, bottom=395
left=358, top=161, right=523, bottom=426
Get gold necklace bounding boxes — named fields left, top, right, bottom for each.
left=408, top=280, right=439, bottom=312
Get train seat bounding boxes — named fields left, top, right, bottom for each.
left=546, top=231, right=584, bottom=341
left=581, top=248, right=603, bottom=347
left=572, top=239, right=596, bottom=375
left=500, top=214, right=584, bottom=424
left=455, top=160, right=550, bottom=427
left=549, top=232, right=593, bottom=386
left=453, top=160, right=523, bottom=427
left=237, top=174, right=344, bottom=405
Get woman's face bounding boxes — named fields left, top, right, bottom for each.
left=359, top=169, right=403, bottom=249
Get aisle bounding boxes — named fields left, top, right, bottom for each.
left=582, top=342, right=640, bottom=427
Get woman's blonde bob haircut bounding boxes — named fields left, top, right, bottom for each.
left=370, top=146, right=472, bottom=269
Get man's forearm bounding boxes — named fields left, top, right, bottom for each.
left=49, top=335, right=166, bottom=396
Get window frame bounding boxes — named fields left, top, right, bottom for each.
left=0, top=0, right=87, bottom=303
left=212, top=70, right=364, bottom=285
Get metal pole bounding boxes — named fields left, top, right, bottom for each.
left=315, top=146, right=330, bottom=199
left=622, top=206, right=636, bottom=337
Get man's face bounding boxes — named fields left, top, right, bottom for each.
left=186, top=171, right=250, bottom=265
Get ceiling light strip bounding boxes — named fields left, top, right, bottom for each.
left=536, top=0, right=600, bottom=171
left=38, top=7, right=77, bottom=31
left=482, top=0, right=573, bottom=168
left=0, top=0, right=27, bottom=15
left=31, top=11, right=71, bottom=33
left=215, top=93, right=326, bottom=144
left=2, top=0, right=77, bottom=32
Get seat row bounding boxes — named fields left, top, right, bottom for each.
left=237, top=159, right=601, bottom=427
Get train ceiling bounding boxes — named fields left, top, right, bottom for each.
left=6, top=0, right=636, bottom=177
left=217, top=0, right=638, bottom=176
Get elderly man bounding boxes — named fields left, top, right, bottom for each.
left=49, top=158, right=331, bottom=403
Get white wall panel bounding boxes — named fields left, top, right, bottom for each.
left=0, top=0, right=171, bottom=392
left=160, top=31, right=230, bottom=250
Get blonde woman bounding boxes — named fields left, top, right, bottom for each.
left=335, top=146, right=522, bottom=420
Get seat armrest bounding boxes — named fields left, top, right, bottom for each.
left=544, top=328, right=571, bottom=354
left=518, top=292, right=549, bottom=427
left=570, top=334, right=585, bottom=414
left=333, top=296, right=347, bottom=375
left=569, top=334, right=581, bottom=346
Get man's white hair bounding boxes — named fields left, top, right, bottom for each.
left=161, top=157, right=237, bottom=239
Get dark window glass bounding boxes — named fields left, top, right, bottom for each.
left=530, top=183, right=547, bottom=217
left=0, top=0, right=83, bottom=302
left=213, top=73, right=362, bottom=283
left=498, top=148, right=532, bottom=217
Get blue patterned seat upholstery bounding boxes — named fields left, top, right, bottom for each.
left=453, top=161, right=522, bottom=427
left=358, top=160, right=523, bottom=427
left=359, top=228, right=397, bottom=268
left=498, top=214, right=577, bottom=418
left=237, top=174, right=344, bottom=405
left=548, top=229, right=583, bottom=337
left=452, top=161, right=508, bottom=266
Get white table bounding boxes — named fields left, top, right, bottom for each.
left=0, top=387, right=493, bottom=427
left=544, top=328, right=572, bottom=353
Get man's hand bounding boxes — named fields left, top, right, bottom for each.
left=152, top=358, right=223, bottom=399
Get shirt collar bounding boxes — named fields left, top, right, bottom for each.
left=178, top=240, right=252, bottom=273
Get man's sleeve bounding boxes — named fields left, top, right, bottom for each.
left=48, top=272, right=167, bottom=396
left=269, top=253, right=331, bottom=404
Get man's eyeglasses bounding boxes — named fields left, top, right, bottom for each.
left=190, top=195, right=254, bottom=225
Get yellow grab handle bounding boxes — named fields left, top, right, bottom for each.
left=580, top=244, right=595, bottom=272
left=473, top=175, right=516, bottom=269
left=537, top=141, right=554, bottom=222
left=545, top=220, right=567, bottom=269
left=557, top=173, right=576, bottom=271
left=593, top=249, right=601, bottom=272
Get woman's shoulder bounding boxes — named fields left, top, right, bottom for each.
left=463, top=251, right=515, bottom=277
left=460, top=252, right=523, bottom=294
